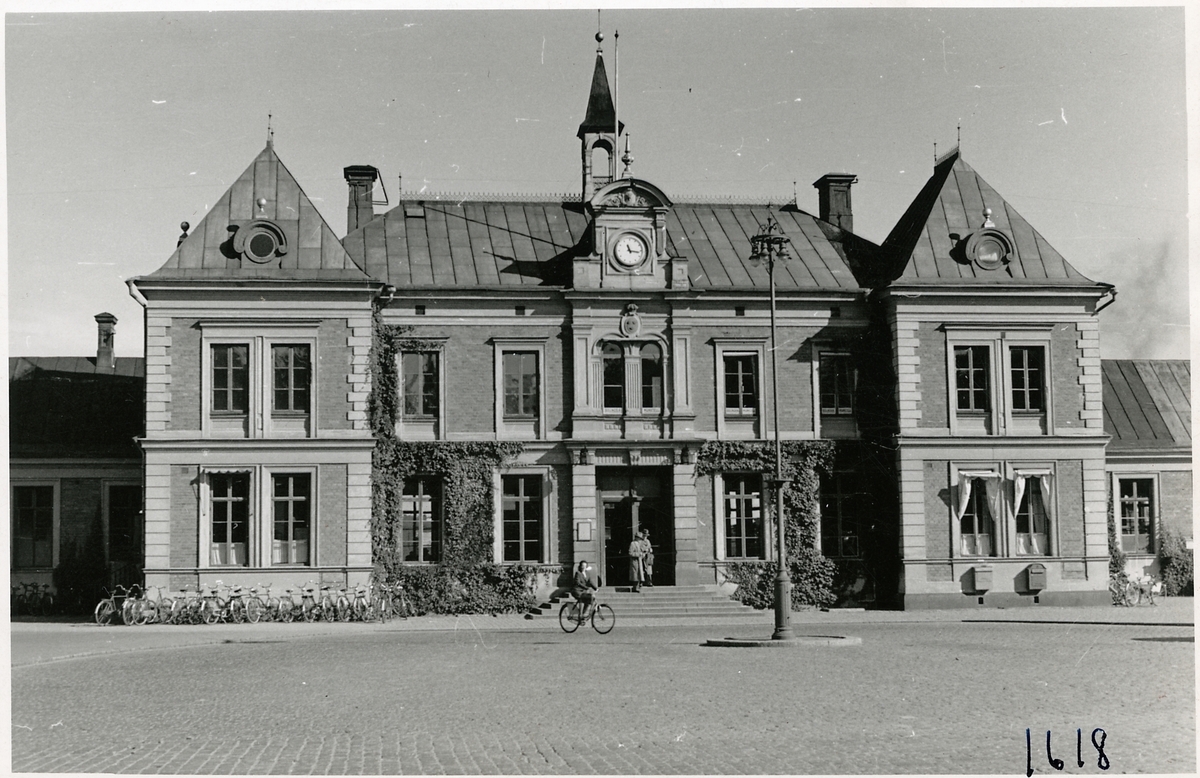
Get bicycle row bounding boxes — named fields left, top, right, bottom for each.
left=94, top=581, right=413, bottom=626
left=1108, top=571, right=1165, bottom=607
left=11, top=581, right=54, bottom=617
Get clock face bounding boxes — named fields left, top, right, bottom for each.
left=614, top=234, right=648, bottom=267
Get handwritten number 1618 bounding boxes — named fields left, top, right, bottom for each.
left=1026, top=728, right=1109, bottom=775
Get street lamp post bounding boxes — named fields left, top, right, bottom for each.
left=749, top=214, right=794, bottom=641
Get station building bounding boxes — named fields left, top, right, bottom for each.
left=10, top=46, right=1192, bottom=609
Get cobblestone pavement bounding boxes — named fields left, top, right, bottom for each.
left=9, top=610, right=1195, bottom=775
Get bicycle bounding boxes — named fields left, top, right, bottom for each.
left=1126, top=575, right=1161, bottom=606
left=94, top=585, right=127, bottom=625
left=298, top=581, right=321, bottom=623
left=349, top=583, right=371, bottom=621
left=558, top=597, right=615, bottom=634
left=1108, top=573, right=1132, bottom=607
left=246, top=584, right=277, bottom=624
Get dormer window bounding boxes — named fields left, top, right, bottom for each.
left=234, top=219, right=288, bottom=264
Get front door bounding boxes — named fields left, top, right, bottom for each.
left=602, top=498, right=634, bottom=587
left=597, top=467, right=675, bottom=587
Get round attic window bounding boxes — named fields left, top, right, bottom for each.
left=247, top=231, right=277, bottom=261
left=964, top=229, right=1012, bottom=271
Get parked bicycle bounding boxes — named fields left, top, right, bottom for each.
left=558, top=597, right=615, bottom=634
left=94, top=585, right=128, bottom=625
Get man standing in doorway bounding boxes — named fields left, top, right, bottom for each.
left=629, top=529, right=651, bottom=592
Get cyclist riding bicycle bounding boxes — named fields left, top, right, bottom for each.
left=571, top=560, right=599, bottom=617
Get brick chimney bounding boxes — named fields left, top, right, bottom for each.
left=813, top=174, right=858, bottom=233
left=344, top=165, right=379, bottom=233
left=95, top=312, right=117, bottom=372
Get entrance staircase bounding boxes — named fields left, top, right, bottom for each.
left=526, top=584, right=767, bottom=621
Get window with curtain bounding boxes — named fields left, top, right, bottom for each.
left=401, top=477, right=442, bottom=562
left=210, top=473, right=250, bottom=566
left=1014, top=473, right=1051, bottom=555
left=272, top=473, right=311, bottom=565
left=723, top=474, right=763, bottom=559
left=501, top=475, right=543, bottom=563
left=957, top=474, right=999, bottom=557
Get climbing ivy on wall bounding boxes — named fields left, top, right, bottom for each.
left=695, top=440, right=838, bottom=608
left=369, top=306, right=539, bottom=613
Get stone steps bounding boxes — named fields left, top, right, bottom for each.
left=527, top=585, right=766, bottom=620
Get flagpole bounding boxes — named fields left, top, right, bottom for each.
left=613, top=29, right=619, bottom=182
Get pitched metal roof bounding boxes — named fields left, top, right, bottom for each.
left=147, top=144, right=371, bottom=281
left=9, top=357, right=145, bottom=459
left=1102, top=359, right=1191, bottom=451
left=343, top=197, right=865, bottom=291
left=878, top=150, right=1096, bottom=286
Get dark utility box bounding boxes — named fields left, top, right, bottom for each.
left=1026, top=563, right=1047, bottom=592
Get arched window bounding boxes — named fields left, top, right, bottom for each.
left=592, top=144, right=613, bottom=186
left=640, top=343, right=663, bottom=410
left=602, top=342, right=624, bottom=411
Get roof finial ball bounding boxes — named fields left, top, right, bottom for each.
left=982, top=207, right=995, bottom=228
left=177, top=221, right=190, bottom=247
left=595, top=30, right=603, bottom=53
left=256, top=197, right=267, bottom=214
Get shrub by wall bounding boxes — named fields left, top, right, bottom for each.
left=1159, top=525, right=1194, bottom=597
left=696, top=440, right=837, bottom=608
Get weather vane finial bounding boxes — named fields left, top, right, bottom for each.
left=267, top=113, right=274, bottom=147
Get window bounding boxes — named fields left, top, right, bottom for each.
left=272, top=344, right=311, bottom=415
left=1014, top=473, right=1051, bottom=555
left=210, top=473, right=250, bottom=566
left=401, top=477, right=442, bottom=563
left=272, top=473, right=311, bottom=565
left=641, top=344, right=663, bottom=410
left=819, top=353, right=855, bottom=416
left=1119, top=478, right=1154, bottom=553
left=820, top=474, right=860, bottom=558
left=107, top=484, right=143, bottom=564
left=723, top=474, right=763, bottom=559
left=503, top=352, right=539, bottom=419
left=501, top=475, right=543, bottom=563
left=954, top=346, right=990, bottom=412
left=956, top=474, right=998, bottom=557
left=211, top=344, right=249, bottom=414
left=724, top=354, right=758, bottom=416
left=402, top=352, right=440, bottom=418
left=201, top=322, right=319, bottom=438
left=602, top=343, right=624, bottom=411
left=12, top=485, right=54, bottom=568
left=1009, top=346, right=1044, bottom=412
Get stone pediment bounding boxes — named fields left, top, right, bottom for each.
left=588, top=178, right=672, bottom=214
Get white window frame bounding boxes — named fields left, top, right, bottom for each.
left=944, top=324, right=1054, bottom=437
left=493, top=339, right=547, bottom=440
left=1113, top=472, right=1160, bottom=556
left=820, top=471, right=862, bottom=559
left=398, top=474, right=444, bottom=564
left=493, top=468, right=553, bottom=564
left=263, top=466, right=318, bottom=568
left=950, top=464, right=1003, bottom=558
left=11, top=480, right=60, bottom=571
left=396, top=341, right=448, bottom=441
left=812, top=346, right=858, bottom=439
left=1008, top=463, right=1056, bottom=557
left=714, top=472, right=766, bottom=561
left=714, top=340, right=766, bottom=439
left=200, top=321, right=320, bottom=439
left=198, top=466, right=320, bottom=569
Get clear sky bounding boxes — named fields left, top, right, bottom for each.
left=5, top=6, right=1190, bottom=360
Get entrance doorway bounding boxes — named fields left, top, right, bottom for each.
left=597, top=468, right=674, bottom=587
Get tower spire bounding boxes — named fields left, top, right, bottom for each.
left=578, top=31, right=625, bottom=200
